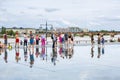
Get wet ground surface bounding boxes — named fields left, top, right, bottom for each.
left=0, top=44, right=120, bottom=80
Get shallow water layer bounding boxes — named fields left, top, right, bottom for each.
left=0, top=44, right=120, bottom=80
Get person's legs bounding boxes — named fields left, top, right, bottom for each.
left=4, top=39, right=7, bottom=46
left=52, top=41, right=55, bottom=48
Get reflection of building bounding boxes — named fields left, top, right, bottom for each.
left=6, top=28, right=36, bottom=34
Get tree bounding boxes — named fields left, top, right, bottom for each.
left=1, top=26, right=6, bottom=34
left=7, top=30, right=15, bottom=36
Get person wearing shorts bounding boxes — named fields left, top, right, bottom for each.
left=24, top=33, right=28, bottom=47
left=3, top=32, right=8, bottom=47
left=35, top=34, right=40, bottom=45
left=15, top=32, right=19, bottom=48
left=29, top=31, right=34, bottom=49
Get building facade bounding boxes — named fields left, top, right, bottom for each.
left=68, top=27, right=83, bottom=32
left=6, top=28, right=36, bottom=34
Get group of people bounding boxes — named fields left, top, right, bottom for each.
left=15, top=31, right=46, bottom=48
left=90, top=33, right=105, bottom=59
left=0, top=31, right=107, bottom=50
left=0, top=31, right=47, bottom=49
left=91, top=33, right=105, bottom=46
left=51, top=32, right=74, bottom=48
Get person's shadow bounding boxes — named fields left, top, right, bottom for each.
left=102, top=46, right=105, bottom=55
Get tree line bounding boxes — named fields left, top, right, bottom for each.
left=0, top=26, right=15, bottom=36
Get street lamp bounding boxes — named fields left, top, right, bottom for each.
left=45, top=21, right=48, bottom=41
left=40, top=21, right=53, bottom=43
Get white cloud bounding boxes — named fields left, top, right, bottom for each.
left=0, top=0, right=120, bottom=30
left=88, top=22, right=101, bottom=26
left=0, top=18, right=8, bottom=22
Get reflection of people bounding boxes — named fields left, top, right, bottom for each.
left=51, top=48, right=57, bottom=66
left=40, top=47, right=46, bottom=60
left=102, top=46, right=105, bottom=55
left=65, top=47, right=68, bottom=59
left=29, top=50, right=34, bottom=68
left=4, top=48, right=8, bottom=63
left=91, top=47, right=94, bottom=58
left=0, top=48, right=3, bottom=55
left=97, top=46, right=101, bottom=58
left=68, top=47, right=74, bottom=59
left=15, top=48, right=21, bottom=62
left=24, top=47, right=28, bottom=61
left=59, top=46, right=64, bottom=59
left=35, top=47, right=40, bottom=58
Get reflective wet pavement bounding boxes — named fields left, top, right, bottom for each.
left=0, top=44, right=120, bottom=80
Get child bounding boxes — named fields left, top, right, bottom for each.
left=8, top=43, right=12, bottom=50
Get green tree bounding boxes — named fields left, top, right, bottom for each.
left=1, top=26, right=6, bottom=34
left=8, top=30, right=14, bottom=36
left=6, top=29, right=16, bottom=37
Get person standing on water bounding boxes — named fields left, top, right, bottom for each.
left=35, top=34, right=40, bottom=46
left=101, top=35, right=105, bottom=45
left=29, top=31, right=34, bottom=49
left=97, top=33, right=101, bottom=47
left=51, top=32, right=57, bottom=48
left=15, top=31, right=20, bottom=48
left=91, top=33, right=94, bottom=46
left=3, top=31, right=8, bottom=47
left=24, top=33, right=28, bottom=47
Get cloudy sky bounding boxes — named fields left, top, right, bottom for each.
left=0, top=0, right=120, bottom=31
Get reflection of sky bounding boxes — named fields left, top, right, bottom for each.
left=0, top=0, right=120, bottom=30
left=0, top=45, right=120, bottom=80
